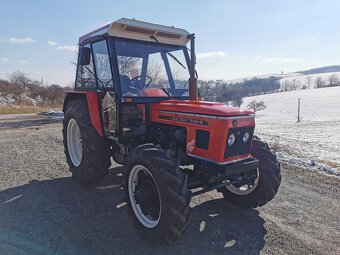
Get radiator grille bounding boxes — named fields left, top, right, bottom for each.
left=224, top=127, right=254, bottom=158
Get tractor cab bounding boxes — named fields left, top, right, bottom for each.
left=73, top=18, right=197, bottom=138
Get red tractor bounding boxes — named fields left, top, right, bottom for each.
left=63, top=18, right=281, bottom=244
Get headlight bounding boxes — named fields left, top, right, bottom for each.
left=227, top=133, right=236, bottom=146
left=243, top=132, right=250, bottom=143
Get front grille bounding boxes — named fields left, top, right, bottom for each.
left=195, top=129, right=210, bottom=150
left=224, top=127, right=254, bottom=158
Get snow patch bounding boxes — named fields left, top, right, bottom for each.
left=39, top=109, right=64, bottom=120
left=277, top=151, right=340, bottom=178
left=0, top=94, right=16, bottom=105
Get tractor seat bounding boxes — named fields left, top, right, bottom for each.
left=138, top=88, right=168, bottom=97
left=120, top=75, right=135, bottom=95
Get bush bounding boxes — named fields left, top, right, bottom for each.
left=0, top=71, right=71, bottom=107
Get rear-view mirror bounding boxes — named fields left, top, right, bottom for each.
left=79, top=47, right=91, bottom=66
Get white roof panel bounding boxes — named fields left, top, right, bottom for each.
left=79, top=18, right=190, bottom=46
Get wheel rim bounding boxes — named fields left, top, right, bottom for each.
left=128, top=165, right=161, bottom=228
left=67, top=119, right=83, bottom=167
left=226, top=168, right=260, bottom=195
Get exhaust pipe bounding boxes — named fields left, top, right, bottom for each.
left=188, top=34, right=198, bottom=101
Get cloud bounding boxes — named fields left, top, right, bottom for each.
left=1, top=57, right=9, bottom=62
left=57, top=45, right=77, bottom=52
left=49, top=41, right=77, bottom=53
left=48, top=40, right=58, bottom=46
left=18, top=59, right=28, bottom=64
left=196, top=51, right=226, bottom=59
left=7, top=37, right=36, bottom=43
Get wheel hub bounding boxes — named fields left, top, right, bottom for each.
left=67, top=119, right=83, bottom=167
left=128, top=165, right=161, bottom=228
left=134, top=173, right=160, bottom=220
left=226, top=168, right=260, bottom=195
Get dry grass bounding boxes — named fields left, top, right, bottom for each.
left=0, top=106, right=50, bottom=115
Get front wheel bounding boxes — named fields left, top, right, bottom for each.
left=219, top=136, right=281, bottom=208
left=125, top=144, right=191, bottom=245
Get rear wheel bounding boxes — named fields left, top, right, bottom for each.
left=125, top=144, right=191, bottom=245
left=63, top=98, right=111, bottom=184
left=220, top=136, right=281, bottom=208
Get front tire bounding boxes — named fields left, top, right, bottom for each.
left=63, top=98, right=111, bottom=184
left=220, top=136, right=281, bottom=208
left=125, top=144, right=191, bottom=245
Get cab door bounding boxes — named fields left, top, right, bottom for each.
left=92, top=39, right=117, bottom=134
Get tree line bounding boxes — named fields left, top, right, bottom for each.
left=281, top=73, right=340, bottom=91
left=0, top=71, right=71, bottom=107
left=198, top=76, right=280, bottom=106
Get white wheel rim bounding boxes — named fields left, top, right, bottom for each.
left=128, top=165, right=161, bottom=228
left=67, top=119, right=83, bottom=167
left=226, top=168, right=260, bottom=195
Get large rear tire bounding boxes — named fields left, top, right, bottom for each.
left=63, top=98, right=111, bottom=184
left=125, top=144, right=191, bottom=245
left=220, top=136, right=281, bottom=208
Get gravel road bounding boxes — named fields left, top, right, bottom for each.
left=0, top=114, right=339, bottom=255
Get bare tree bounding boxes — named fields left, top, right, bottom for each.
left=306, top=76, right=312, bottom=89
left=315, top=77, right=325, bottom=88
left=282, top=80, right=291, bottom=91
left=198, top=82, right=214, bottom=101
left=328, top=74, right=340, bottom=86
left=146, top=61, right=167, bottom=88
left=117, top=56, right=140, bottom=76
left=247, top=100, right=266, bottom=113
left=291, top=79, right=300, bottom=90
left=232, top=97, right=243, bottom=107
left=8, top=71, right=31, bottom=105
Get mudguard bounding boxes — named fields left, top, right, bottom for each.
left=63, top=91, right=103, bottom=136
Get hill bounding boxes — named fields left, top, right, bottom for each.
left=297, top=65, right=340, bottom=75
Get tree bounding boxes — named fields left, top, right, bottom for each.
left=198, top=82, right=214, bottom=101
left=247, top=100, right=266, bottom=113
left=8, top=71, right=31, bottom=105
left=306, top=76, right=312, bottom=89
left=315, top=77, right=325, bottom=88
left=328, top=74, right=340, bottom=86
left=290, top=79, right=299, bottom=90
left=117, top=56, right=140, bottom=76
left=231, top=92, right=243, bottom=107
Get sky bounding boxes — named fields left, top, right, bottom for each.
left=0, top=0, right=339, bottom=86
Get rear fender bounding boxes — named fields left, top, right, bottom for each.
left=63, top=91, right=103, bottom=136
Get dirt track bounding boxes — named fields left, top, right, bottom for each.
left=0, top=115, right=339, bottom=255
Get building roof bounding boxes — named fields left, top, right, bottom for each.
left=79, top=18, right=191, bottom=46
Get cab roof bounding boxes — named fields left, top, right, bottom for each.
left=79, top=18, right=191, bottom=46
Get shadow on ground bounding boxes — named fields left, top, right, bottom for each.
left=0, top=167, right=266, bottom=255
left=0, top=116, right=62, bottom=130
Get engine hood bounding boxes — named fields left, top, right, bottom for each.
left=152, top=100, right=254, bottom=117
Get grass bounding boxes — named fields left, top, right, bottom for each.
left=0, top=105, right=53, bottom=115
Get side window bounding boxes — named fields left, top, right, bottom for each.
left=92, top=40, right=113, bottom=88
left=76, top=44, right=96, bottom=88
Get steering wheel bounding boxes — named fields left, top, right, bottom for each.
left=130, top=75, right=153, bottom=89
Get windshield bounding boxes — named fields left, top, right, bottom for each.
left=113, top=38, right=190, bottom=98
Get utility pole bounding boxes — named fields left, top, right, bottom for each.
left=297, top=98, right=301, bottom=122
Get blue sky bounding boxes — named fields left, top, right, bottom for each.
left=0, top=0, right=339, bottom=86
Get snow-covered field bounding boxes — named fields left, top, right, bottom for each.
left=242, top=86, right=340, bottom=178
